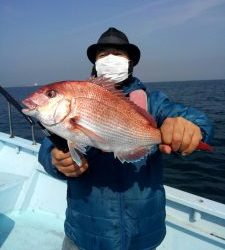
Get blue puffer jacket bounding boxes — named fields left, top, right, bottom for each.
left=38, top=77, right=213, bottom=250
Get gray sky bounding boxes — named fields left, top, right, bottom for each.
left=0, top=0, right=225, bottom=87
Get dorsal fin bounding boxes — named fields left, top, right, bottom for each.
left=88, top=77, right=125, bottom=96
left=129, top=100, right=157, bottom=128
left=88, top=77, right=157, bottom=128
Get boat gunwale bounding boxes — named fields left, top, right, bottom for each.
left=0, top=131, right=225, bottom=221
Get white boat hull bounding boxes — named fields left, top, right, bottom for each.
left=0, top=132, right=224, bottom=250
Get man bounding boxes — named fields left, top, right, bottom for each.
left=38, top=27, right=213, bottom=250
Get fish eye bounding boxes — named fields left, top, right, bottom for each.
left=46, top=89, right=57, bottom=98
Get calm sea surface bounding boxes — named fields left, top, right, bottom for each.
left=0, top=79, right=224, bottom=204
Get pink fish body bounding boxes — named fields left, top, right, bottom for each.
left=22, top=78, right=161, bottom=163
left=22, top=78, right=212, bottom=163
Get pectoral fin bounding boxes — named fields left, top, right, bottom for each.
left=67, top=141, right=83, bottom=167
left=70, top=116, right=106, bottom=145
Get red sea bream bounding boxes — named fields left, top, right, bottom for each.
left=22, top=78, right=211, bottom=164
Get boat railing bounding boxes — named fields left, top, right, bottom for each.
left=7, top=102, right=37, bottom=144
left=0, top=85, right=69, bottom=152
left=0, top=85, right=37, bottom=145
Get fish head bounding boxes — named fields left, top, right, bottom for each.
left=22, top=82, right=72, bottom=126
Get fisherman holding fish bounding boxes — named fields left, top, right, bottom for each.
left=24, top=28, right=213, bottom=250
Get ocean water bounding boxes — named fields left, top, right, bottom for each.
left=0, top=79, right=224, bottom=204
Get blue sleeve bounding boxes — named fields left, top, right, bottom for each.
left=148, top=91, right=213, bottom=143
left=38, top=137, right=68, bottom=180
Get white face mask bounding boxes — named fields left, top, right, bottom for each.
left=95, top=54, right=129, bottom=83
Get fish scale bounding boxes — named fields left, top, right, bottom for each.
left=75, top=98, right=152, bottom=138
left=77, top=110, right=151, bottom=145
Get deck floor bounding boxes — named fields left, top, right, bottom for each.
left=0, top=210, right=65, bottom=250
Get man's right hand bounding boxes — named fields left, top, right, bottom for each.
left=51, top=147, right=89, bottom=177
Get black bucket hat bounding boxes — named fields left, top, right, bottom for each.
left=87, top=27, right=141, bottom=66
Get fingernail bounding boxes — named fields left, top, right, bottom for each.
left=182, top=152, right=187, bottom=156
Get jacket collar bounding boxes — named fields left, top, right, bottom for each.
left=121, top=77, right=146, bottom=96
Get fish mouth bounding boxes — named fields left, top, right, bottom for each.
left=22, top=99, right=38, bottom=114
left=22, top=99, right=37, bottom=111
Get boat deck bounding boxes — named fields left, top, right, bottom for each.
left=1, top=208, right=224, bottom=250
left=1, top=210, right=64, bottom=250
left=0, top=132, right=225, bottom=250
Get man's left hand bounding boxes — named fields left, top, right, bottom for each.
left=159, top=117, right=202, bottom=156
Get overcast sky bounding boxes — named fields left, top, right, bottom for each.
left=0, top=0, right=225, bottom=87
